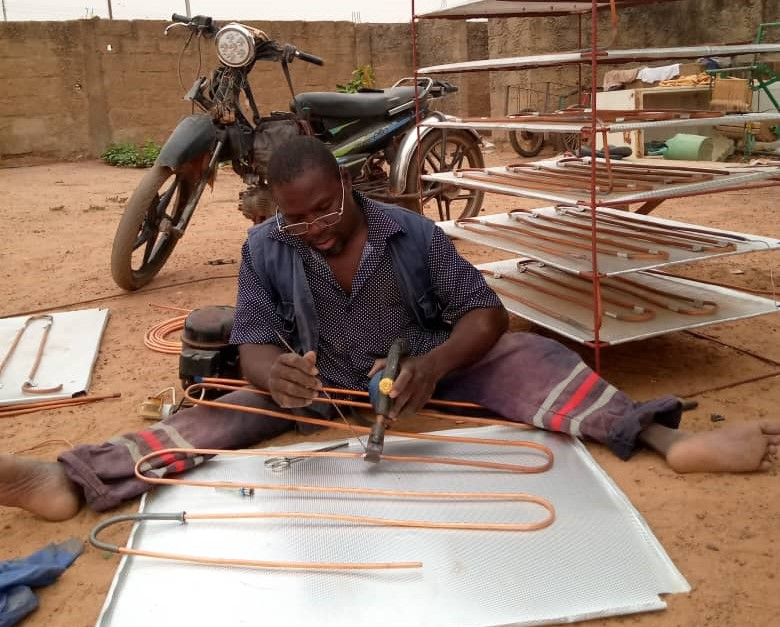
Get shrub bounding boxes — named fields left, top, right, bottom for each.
left=336, top=65, right=376, bottom=93
left=101, top=140, right=161, bottom=167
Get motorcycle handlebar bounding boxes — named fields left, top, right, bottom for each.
left=170, top=13, right=217, bottom=35
left=293, top=49, right=325, bottom=66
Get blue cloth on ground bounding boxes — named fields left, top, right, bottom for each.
left=0, top=538, right=83, bottom=627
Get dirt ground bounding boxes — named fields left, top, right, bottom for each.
left=1, top=148, right=779, bottom=627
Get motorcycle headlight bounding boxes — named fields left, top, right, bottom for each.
left=215, top=24, right=254, bottom=68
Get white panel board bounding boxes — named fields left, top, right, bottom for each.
left=97, top=427, right=689, bottom=627
left=0, top=308, right=110, bottom=406
left=478, top=259, right=780, bottom=345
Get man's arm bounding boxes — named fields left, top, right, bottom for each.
left=377, top=225, right=509, bottom=418
left=231, top=241, right=321, bottom=407
left=382, top=306, right=507, bottom=419
left=239, top=344, right=322, bottom=408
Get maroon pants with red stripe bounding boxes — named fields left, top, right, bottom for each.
left=59, top=333, right=681, bottom=511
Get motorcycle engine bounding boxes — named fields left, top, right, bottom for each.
left=179, top=306, right=241, bottom=392
left=238, top=185, right=274, bottom=223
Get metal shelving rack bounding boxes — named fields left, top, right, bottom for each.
left=412, top=0, right=780, bottom=368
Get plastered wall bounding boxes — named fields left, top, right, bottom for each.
left=0, top=18, right=489, bottom=162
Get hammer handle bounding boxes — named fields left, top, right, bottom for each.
left=375, top=338, right=408, bottom=417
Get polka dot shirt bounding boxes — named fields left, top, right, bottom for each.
left=230, top=192, right=502, bottom=390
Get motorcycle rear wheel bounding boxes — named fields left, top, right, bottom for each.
left=110, top=164, right=199, bottom=290
left=403, top=130, right=485, bottom=221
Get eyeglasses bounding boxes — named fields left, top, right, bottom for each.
left=275, top=177, right=346, bottom=236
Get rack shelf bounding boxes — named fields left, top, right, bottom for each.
left=423, top=161, right=780, bottom=208
left=439, top=207, right=780, bottom=276
left=419, top=111, right=780, bottom=134
left=418, top=43, right=780, bottom=74
left=476, top=258, right=779, bottom=345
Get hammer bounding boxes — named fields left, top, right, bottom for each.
left=364, top=338, right=408, bottom=463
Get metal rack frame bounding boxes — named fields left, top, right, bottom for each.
left=413, top=0, right=780, bottom=357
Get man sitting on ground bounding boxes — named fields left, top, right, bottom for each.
left=1, top=136, right=777, bottom=522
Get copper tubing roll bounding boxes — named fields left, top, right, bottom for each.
left=144, top=314, right=188, bottom=355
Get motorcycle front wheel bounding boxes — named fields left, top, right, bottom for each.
left=403, top=130, right=485, bottom=221
left=110, top=164, right=200, bottom=290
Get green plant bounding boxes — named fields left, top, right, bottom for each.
left=336, top=65, right=376, bottom=93
left=101, top=140, right=161, bottom=168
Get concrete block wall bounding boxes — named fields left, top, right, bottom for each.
left=0, top=17, right=489, bottom=163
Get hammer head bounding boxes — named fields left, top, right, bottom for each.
left=364, top=418, right=386, bottom=463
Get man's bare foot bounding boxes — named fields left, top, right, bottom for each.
left=666, top=420, right=780, bottom=473
left=0, top=454, right=82, bottom=521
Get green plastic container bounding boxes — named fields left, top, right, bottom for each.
left=663, top=134, right=714, bottom=161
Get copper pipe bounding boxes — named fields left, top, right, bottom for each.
left=0, top=392, right=121, bottom=419
left=510, top=265, right=655, bottom=322
left=0, top=315, right=63, bottom=395
left=513, top=209, right=736, bottom=253
left=508, top=213, right=669, bottom=260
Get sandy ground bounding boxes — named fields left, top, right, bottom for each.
left=0, top=148, right=779, bottom=626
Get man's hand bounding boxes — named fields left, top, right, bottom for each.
left=268, top=350, right=322, bottom=407
left=368, top=354, right=441, bottom=421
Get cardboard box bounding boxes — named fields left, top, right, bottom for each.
left=710, top=77, right=752, bottom=112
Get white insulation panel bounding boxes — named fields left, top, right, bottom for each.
left=0, top=308, right=110, bottom=406
left=97, top=427, right=689, bottom=627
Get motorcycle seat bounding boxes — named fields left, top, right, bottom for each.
left=295, top=86, right=421, bottom=119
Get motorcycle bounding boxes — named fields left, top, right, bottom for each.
left=110, top=13, right=485, bottom=290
